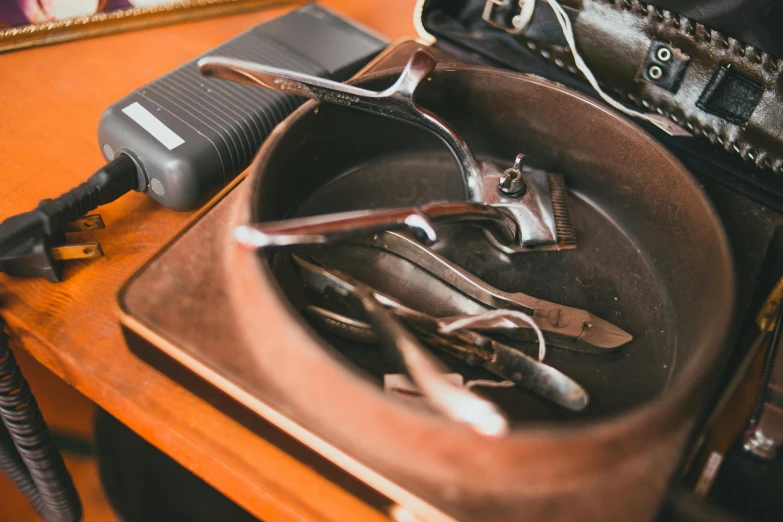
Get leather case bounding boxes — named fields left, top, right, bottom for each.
left=417, top=0, right=783, bottom=211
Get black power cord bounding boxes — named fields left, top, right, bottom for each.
left=0, top=154, right=139, bottom=282
left=0, top=320, right=82, bottom=521
left=0, top=156, right=139, bottom=520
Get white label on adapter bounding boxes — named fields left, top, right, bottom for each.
left=122, top=102, right=184, bottom=150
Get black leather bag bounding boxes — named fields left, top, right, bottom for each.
left=418, top=0, right=783, bottom=211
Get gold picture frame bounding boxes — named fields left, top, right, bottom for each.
left=0, top=0, right=298, bottom=54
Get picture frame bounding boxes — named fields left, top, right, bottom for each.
left=0, top=0, right=296, bottom=53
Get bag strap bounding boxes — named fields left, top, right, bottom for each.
left=482, top=0, right=783, bottom=174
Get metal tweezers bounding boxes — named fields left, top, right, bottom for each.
left=292, top=254, right=511, bottom=436
left=293, top=255, right=589, bottom=416
left=348, top=232, right=632, bottom=353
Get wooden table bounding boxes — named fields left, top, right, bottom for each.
left=0, top=2, right=418, bottom=520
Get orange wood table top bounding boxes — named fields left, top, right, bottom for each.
left=0, top=2, right=418, bottom=520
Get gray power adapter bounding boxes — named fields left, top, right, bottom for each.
left=0, top=5, right=387, bottom=282
left=98, top=4, right=388, bottom=210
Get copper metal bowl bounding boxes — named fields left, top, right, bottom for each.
left=224, top=55, right=733, bottom=521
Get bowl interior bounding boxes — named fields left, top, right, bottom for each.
left=252, top=66, right=733, bottom=423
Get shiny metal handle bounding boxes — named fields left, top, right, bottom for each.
left=234, top=202, right=517, bottom=250
left=234, top=208, right=438, bottom=249
left=373, top=296, right=589, bottom=411
left=198, top=49, right=483, bottom=200
left=292, top=255, right=509, bottom=437
left=304, top=303, right=589, bottom=411
left=364, top=231, right=538, bottom=311
left=360, top=293, right=509, bottom=436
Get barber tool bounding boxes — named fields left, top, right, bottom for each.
left=743, top=336, right=783, bottom=459
left=685, top=274, right=783, bottom=496
left=294, top=255, right=589, bottom=412
left=744, top=296, right=783, bottom=460
left=0, top=5, right=387, bottom=282
left=292, top=255, right=509, bottom=437
left=352, top=231, right=632, bottom=353
left=199, top=49, right=576, bottom=254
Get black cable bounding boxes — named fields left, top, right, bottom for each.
left=34, top=154, right=139, bottom=236
left=0, top=155, right=139, bottom=517
left=0, top=319, right=82, bottom=522
left=0, top=154, right=139, bottom=282
left=0, top=413, right=46, bottom=516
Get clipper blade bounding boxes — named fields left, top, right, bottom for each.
left=548, top=172, right=577, bottom=250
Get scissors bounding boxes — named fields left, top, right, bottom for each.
left=291, top=254, right=511, bottom=436
left=293, top=255, right=589, bottom=412
left=316, top=231, right=632, bottom=354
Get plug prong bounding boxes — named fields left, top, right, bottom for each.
left=65, top=214, right=105, bottom=232
left=50, top=243, right=104, bottom=261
